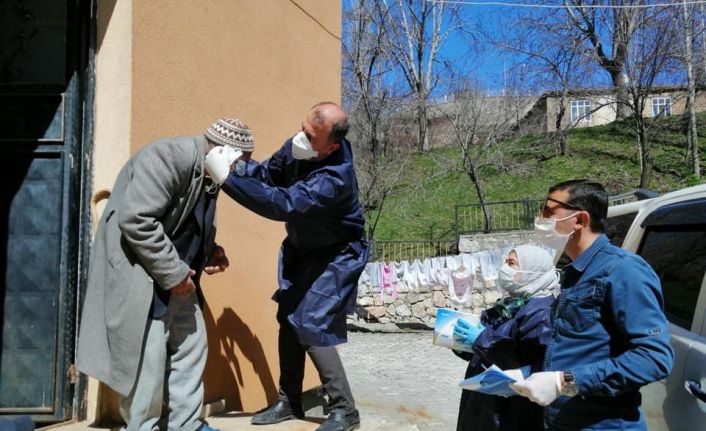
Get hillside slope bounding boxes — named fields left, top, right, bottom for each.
left=369, top=114, right=706, bottom=240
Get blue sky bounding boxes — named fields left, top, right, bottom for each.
left=341, top=0, right=566, bottom=97
left=341, top=1, right=684, bottom=98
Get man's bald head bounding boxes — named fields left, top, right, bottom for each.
left=311, top=102, right=349, bottom=144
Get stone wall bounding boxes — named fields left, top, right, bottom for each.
left=457, top=231, right=537, bottom=254
left=348, top=275, right=502, bottom=328
left=348, top=231, right=539, bottom=329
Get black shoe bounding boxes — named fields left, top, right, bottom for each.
left=251, top=399, right=304, bottom=425
left=315, top=410, right=360, bottom=431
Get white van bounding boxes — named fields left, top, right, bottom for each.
left=607, top=184, right=706, bottom=430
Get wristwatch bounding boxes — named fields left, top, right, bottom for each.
left=560, top=371, right=579, bottom=397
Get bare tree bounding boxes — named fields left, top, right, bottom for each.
left=701, top=3, right=706, bottom=85
left=350, top=133, right=413, bottom=239
left=342, top=0, right=412, bottom=238
left=380, top=0, right=460, bottom=151
left=681, top=1, right=701, bottom=179
left=435, top=83, right=519, bottom=232
left=497, top=8, right=592, bottom=155
left=343, top=0, right=391, bottom=160
left=622, top=7, right=681, bottom=188
left=563, top=0, right=645, bottom=119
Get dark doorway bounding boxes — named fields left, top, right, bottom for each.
left=0, top=0, right=93, bottom=424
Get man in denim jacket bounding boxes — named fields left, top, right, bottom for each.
left=511, top=179, right=674, bottom=430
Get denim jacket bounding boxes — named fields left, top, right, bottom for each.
left=543, top=235, right=674, bottom=430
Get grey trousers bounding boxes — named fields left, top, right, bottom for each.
left=120, top=295, right=207, bottom=431
left=278, top=321, right=356, bottom=414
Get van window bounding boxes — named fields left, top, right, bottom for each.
left=638, top=227, right=706, bottom=330
left=604, top=211, right=638, bottom=246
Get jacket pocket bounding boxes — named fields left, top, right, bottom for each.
left=559, top=280, right=607, bottom=333
left=104, top=209, right=130, bottom=268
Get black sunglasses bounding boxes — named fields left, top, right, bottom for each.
left=542, top=196, right=582, bottom=213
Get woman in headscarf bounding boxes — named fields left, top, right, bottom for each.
left=454, top=244, right=559, bottom=431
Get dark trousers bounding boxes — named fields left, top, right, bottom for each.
left=277, top=320, right=356, bottom=414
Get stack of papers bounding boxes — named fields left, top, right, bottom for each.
left=459, top=365, right=529, bottom=397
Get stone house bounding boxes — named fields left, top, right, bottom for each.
left=384, top=93, right=538, bottom=150
left=521, top=86, right=706, bottom=133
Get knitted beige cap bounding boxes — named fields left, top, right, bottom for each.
left=205, top=118, right=255, bottom=152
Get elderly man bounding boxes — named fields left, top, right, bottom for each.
left=77, top=118, right=254, bottom=431
left=221, top=102, right=368, bottom=431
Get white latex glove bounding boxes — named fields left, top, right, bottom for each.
left=510, top=371, right=562, bottom=406
left=504, top=368, right=525, bottom=382
left=205, top=146, right=241, bottom=184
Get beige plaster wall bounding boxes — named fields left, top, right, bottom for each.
left=546, top=96, right=618, bottom=131
left=88, top=0, right=133, bottom=424
left=127, top=0, right=343, bottom=412
left=591, top=97, right=617, bottom=127
left=645, top=91, right=706, bottom=117
left=548, top=90, right=706, bottom=131
left=92, top=0, right=132, bottom=212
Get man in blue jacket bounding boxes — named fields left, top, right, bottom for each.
left=511, top=179, right=674, bottom=430
left=221, top=102, right=368, bottom=431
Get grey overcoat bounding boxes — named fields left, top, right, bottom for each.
left=77, top=136, right=215, bottom=396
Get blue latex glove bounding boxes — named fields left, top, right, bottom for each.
left=453, top=318, right=485, bottom=345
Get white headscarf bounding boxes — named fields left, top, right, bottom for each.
left=510, top=244, right=560, bottom=298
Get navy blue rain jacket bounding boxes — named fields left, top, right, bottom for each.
left=456, top=295, right=554, bottom=431
left=221, top=138, right=369, bottom=346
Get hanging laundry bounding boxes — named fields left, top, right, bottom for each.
left=358, top=262, right=373, bottom=286
left=429, top=257, right=446, bottom=286
left=380, top=261, right=398, bottom=301
left=445, top=255, right=459, bottom=272
left=406, top=259, right=422, bottom=291
left=449, top=258, right=475, bottom=305
left=460, top=253, right=476, bottom=274
left=394, top=260, right=409, bottom=285
left=382, top=261, right=397, bottom=286
left=418, top=258, right=432, bottom=287
left=477, top=250, right=497, bottom=281
left=439, top=265, right=453, bottom=292
left=369, top=261, right=383, bottom=288
left=489, top=249, right=504, bottom=279
left=455, top=254, right=465, bottom=271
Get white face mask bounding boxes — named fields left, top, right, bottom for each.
left=533, top=213, right=577, bottom=261
left=291, top=131, right=318, bottom=160
left=498, top=263, right=544, bottom=295
left=497, top=264, right=520, bottom=293
left=205, top=145, right=241, bottom=185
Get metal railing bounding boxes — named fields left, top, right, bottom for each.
left=454, top=190, right=658, bottom=235
left=609, top=191, right=639, bottom=206
left=369, top=190, right=661, bottom=262
left=455, top=199, right=543, bottom=235
left=608, top=189, right=660, bottom=206
left=369, top=240, right=457, bottom=263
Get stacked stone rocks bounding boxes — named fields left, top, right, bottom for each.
left=350, top=268, right=503, bottom=327
left=350, top=231, right=537, bottom=328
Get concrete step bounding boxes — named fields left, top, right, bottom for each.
left=45, top=411, right=426, bottom=431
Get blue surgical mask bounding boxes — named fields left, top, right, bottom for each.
left=234, top=159, right=247, bottom=176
